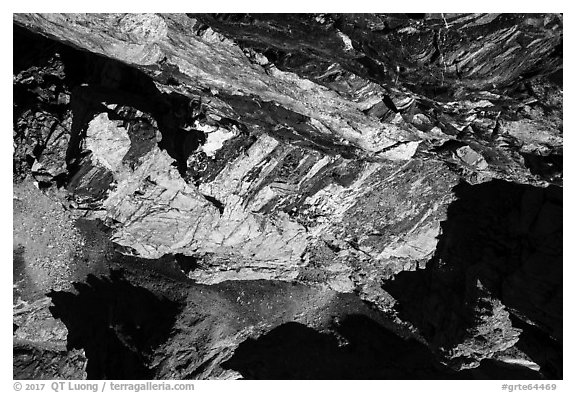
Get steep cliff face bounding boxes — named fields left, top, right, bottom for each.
left=13, top=13, right=562, bottom=379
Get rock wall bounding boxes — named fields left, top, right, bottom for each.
left=13, top=14, right=562, bottom=379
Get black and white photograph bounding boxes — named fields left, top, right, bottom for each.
left=8, top=6, right=568, bottom=388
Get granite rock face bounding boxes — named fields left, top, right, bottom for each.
left=13, top=14, right=562, bottom=379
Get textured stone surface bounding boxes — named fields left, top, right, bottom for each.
left=13, top=14, right=562, bottom=380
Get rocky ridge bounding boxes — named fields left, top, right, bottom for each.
left=13, top=13, right=562, bottom=379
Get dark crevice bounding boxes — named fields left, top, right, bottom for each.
left=432, top=139, right=468, bottom=155
left=202, top=194, right=225, bottom=214
left=174, top=254, right=199, bottom=275
left=521, top=152, right=562, bottom=184
left=382, top=94, right=399, bottom=113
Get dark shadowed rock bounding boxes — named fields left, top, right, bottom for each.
left=13, top=14, right=562, bottom=380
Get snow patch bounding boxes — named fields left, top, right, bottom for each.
left=196, top=123, right=237, bottom=158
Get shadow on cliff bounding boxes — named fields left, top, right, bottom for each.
left=14, top=23, right=207, bottom=181
left=47, top=271, right=182, bottom=379
left=521, top=152, right=562, bottom=185
left=382, top=179, right=562, bottom=378
left=222, top=314, right=543, bottom=379
left=194, top=14, right=562, bottom=101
